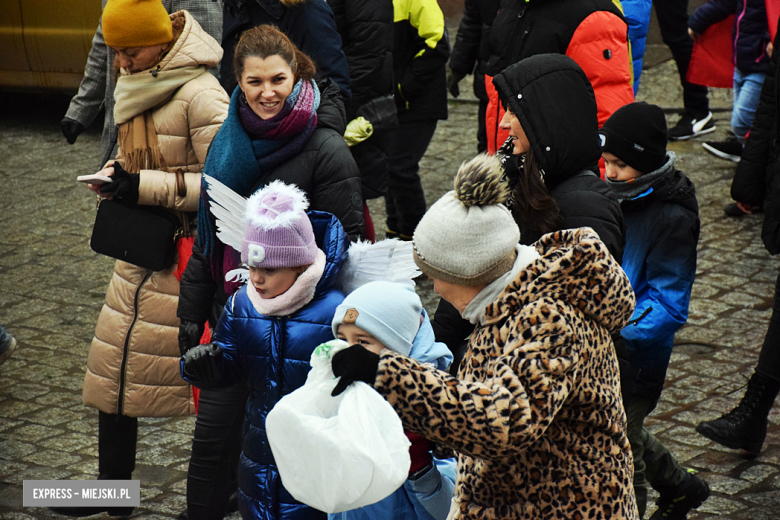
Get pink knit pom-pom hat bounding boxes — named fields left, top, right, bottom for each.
left=241, top=181, right=318, bottom=268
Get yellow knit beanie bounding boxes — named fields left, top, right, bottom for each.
left=103, top=0, right=173, bottom=48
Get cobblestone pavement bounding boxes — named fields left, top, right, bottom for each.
left=2, top=59, right=780, bottom=519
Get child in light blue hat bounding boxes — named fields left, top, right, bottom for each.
left=330, top=281, right=455, bottom=520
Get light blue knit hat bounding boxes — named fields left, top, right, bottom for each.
left=331, top=281, right=422, bottom=356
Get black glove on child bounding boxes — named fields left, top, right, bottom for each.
left=61, top=117, right=85, bottom=145
left=100, top=162, right=140, bottom=204
left=183, top=343, right=223, bottom=384
left=178, top=320, right=205, bottom=357
left=331, top=344, right=380, bottom=396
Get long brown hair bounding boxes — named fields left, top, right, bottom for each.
left=510, top=149, right=563, bottom=236
left=233, top=24, right=316, bottom=83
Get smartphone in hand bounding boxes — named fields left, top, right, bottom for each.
left=77, top=174, right=113, bottom=185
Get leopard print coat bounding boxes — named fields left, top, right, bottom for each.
left=375, top=228, right=638, bottom=519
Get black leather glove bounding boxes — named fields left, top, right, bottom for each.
left=331, top=344, right=380, bottom=396
left=446, top=70, right=466, bottom=98
left=61, top=117, right=85, bottom=145
left=100, top=162, right=140, bottom=204
left=183, top=343, right=223, bottom=383
left=178, top=320, right=204, bottom=356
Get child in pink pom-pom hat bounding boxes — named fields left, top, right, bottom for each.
left=181, top=179, right=349, bottom=517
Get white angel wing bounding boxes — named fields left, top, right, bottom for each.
left=203, top=174, right=247, bottom=252
left=337, top=239, right=421, bottom=294
left=225, top=268, right=250, bottom=284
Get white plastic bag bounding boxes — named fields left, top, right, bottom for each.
left=266, top=340, right=411, bottom=513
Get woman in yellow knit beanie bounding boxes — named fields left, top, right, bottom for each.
left=101, top=0, right=174, bottom=73
left=48, top=2, right=231, bottom=518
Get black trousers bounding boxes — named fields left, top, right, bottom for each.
left=474, top=70, right=488, bottom=154
left=757, top=272, right=780, bottom=382
left=385, top=119, right=438, bottom=236
left=653, top=0, right=710, bottom=116
left=98, top=411, right=137, bottom=480
left=186, top=383, right=247, bottom=520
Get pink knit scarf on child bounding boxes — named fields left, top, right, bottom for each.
left=246, top=250, right=326, bottom=317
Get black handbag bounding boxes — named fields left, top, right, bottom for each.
left=89, top=169, right=191, bottom=271
left=90, top=198, right=184, bottom=271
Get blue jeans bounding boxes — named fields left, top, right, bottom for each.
left=732, top=68, right=766, bottom=143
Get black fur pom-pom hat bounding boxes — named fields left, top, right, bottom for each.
left=412, top=154, right=521, bottom=286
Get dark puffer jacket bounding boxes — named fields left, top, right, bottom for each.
left=178, top=79, right=364, bottom=326
left=329, top=0, right=393, bottom=121
left=221, top=0, right=352, bottom=100
left=182, top=211, right=348, bottom=520
left=493, top=54, right=625, bottom=260
left=731, top=17, right=780, bottom=253
left=330, top=0, right=395, bottom=199
left=689, top=0, right=770, bottom=74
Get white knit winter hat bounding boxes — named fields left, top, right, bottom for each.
left=412, top=154, right=520, bottom=286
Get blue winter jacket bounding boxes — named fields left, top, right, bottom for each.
left=329, top=311, right=456, bottom=520
left=618, top=156, right=700, bottom=399
left=689, top=0, right=771, bottom=75
left=183, top=210, right=349, bottom=520
left=621, top=0, right=652, bottom=93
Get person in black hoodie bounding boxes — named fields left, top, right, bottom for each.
left=432, top=54, right=625, bottom=377
left=601, top=102, right=708, bottom=520
left=699, top=17, right=780, bottom=456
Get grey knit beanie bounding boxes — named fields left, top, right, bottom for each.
left=412, top=154, right=520, bottom=286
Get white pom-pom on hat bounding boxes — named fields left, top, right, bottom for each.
left=245, top=180, right=310, bottom=230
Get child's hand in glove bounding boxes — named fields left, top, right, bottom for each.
left=182, top=343, right=223, bottom=383
left=331, top=344, right=380, bottom=396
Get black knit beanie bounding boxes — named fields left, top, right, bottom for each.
left=599, top=102, right=668, bottom=174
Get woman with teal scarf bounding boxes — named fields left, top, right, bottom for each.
left=177, top=25, right=364, bottom=520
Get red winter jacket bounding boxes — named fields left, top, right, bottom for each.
left=483, top=0, right=634, bottom=154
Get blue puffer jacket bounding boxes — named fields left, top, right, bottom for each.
left=689, top=0, right=770, bottom=74
left=618, top=155, right=700, bottom=400
left=621, top=0, right=652, bottom=93
left=183, top=210, right=349, bottom=520
left=329, top=311, right=456, bottom=520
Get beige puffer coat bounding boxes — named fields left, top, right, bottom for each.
left=83, top=10, right=229, bottom=417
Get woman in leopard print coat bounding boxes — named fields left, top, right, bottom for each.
left=331, top=153, right=638, bottom=519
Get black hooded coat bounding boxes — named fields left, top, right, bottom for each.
left=492, top=54, right=625, bottom=260
left=433, top=55, right=627, bottom=380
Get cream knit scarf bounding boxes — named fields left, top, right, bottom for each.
left=113, top=65, right=205, bottom=172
